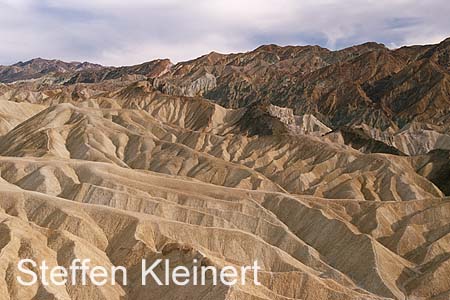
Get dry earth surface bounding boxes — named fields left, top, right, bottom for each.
left=0, top=38, right=449, bottom=299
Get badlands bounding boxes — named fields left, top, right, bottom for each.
left=0, top=38, right=449, bottom=299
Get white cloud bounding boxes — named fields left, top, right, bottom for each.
left=0, top=0, right=448, bottom=65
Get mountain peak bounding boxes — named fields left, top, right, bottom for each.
left=0, top=57, right=104, bottom=83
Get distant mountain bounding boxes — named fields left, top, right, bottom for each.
left=151, top=38, right=449, bottom=130
left=2, top=38, right=448, bottom=131
left=0, top=58, right=104, bottom=83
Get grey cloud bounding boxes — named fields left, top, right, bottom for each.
left=0, top=0, right=449, bottom=66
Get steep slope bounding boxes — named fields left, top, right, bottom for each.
left=0, top=100, right=45, bottom=135
left=412, top=149, right=450, bottom=195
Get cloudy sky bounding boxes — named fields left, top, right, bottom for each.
left=0, top=0, right=449, bottom=66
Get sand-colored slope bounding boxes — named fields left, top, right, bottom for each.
left=0, top=100, right=45, bottom=135
left=0, top=156, right=427, bottom=299
left=0, top=98, right=443, bottom=201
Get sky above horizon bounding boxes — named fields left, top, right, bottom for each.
left=1, top=0, right=449, bottom=66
